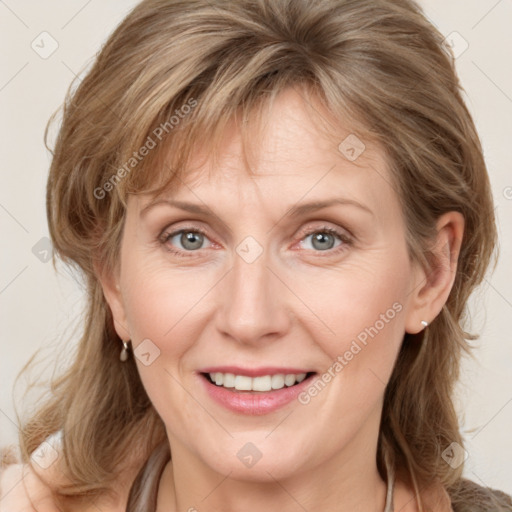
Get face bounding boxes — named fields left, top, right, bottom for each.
left=104, top=88, right=427, bottom=481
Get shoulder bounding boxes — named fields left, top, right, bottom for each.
left=395, top=474, right=512, bottom=512
left=0, top=462, right=127, bottom=512
left=1, top=436, right=132, bottom=512
left=0, top=434, right=65, bottom=511
left=449, top=478, right=512, bottom=512
left=0, top=462, right=55, bottom=512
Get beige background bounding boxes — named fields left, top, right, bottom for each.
left=1, top=0, right=511, bottom=495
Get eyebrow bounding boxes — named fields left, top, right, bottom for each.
left=140, top=197, right=374, bottom=220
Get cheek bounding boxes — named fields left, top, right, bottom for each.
left=121, top=257, right=217, bottom=345
left=296, top=257, right=411, bottom=421
left=301, top=257, right=410, bottom=359
left=291, top=273, right=408, bottom=447
left=119, top=265, right=212, bottom=427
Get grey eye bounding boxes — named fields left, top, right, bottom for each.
left=172, top=231, right=206, bottom=251
left=303, top=231, right=342, bottom=251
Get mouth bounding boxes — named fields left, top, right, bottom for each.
left=200, top=371, right=317, bottom=393
left=197, top=368, right=318, bottom=415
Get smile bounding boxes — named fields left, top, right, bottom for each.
left=197, top=368, right=318, bottom=415
left=204, top=372, right=310, bottom=391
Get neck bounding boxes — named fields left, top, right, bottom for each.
left=157, top=419, right=389, bottom=512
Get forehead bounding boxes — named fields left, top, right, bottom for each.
left=126, top=88, right=401, bottom=231
left=152, top=89, right=390, bottom=196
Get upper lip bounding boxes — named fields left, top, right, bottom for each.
left=198, top=366, right=314, bottom=377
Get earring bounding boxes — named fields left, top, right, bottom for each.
left=120, top=340, right=130, bottom=362
left=421, top=320, right=429, bottom=328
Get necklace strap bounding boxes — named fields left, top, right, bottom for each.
left=384, top=456, right=395, bottom=512
left=126, top=440, right=171, bottom=512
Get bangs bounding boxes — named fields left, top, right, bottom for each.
left=111, top=79, right=374, bottom=208
left=112, top=81, right=300, bottom=204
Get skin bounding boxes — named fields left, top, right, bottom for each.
left=0, top=87, right=462, bottom=512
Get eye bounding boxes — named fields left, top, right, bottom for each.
left=299, top=226, right=352, bottom=254
left=159, top=227, right=212, bottom=257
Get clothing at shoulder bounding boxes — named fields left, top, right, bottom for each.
left=415, top=476, right=512, bottom=512
left=450, top=478, right=512, bottom=512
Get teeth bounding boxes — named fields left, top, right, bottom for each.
left=223, top=373, right=236, bottom=388
left=208, top=372, right=308, bottom=391
left=284, top=374, right=296, bottom=387
left=235, top=375, right=252, bottom=391
left=253, top=375, right=272, bottom=391
left=271, top=374, right=284, bottom=389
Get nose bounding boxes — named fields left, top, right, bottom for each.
left=215, top=243, right=291, bottom=346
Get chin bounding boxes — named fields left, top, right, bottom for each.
left=198, top=438, right=314, bottom=482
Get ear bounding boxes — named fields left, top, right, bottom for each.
left=94, top=260, right=131, bottom=341
left=404, top=211, right=465, bottom=334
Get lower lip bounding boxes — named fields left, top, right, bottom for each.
left=198, top=373, right=316, bottom=415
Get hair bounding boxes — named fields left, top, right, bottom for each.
left=8, top=0, right=510, bottom=510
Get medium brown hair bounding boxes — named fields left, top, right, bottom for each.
left=12, top=0, right=508, bottom=510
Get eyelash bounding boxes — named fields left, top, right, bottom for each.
left=158, top=225, right=352, bottom=258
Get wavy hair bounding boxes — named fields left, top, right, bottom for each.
left=11, top=0, right=508, bottom=510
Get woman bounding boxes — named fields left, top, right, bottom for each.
left=1, top=0, right=511, bottom=511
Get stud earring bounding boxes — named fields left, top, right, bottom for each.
left=421, top=320, right=429, bottom=328
left=120, top=340, right=130, bottom=362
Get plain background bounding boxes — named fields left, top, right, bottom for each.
left=1, top=0, right=511, bottom=495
